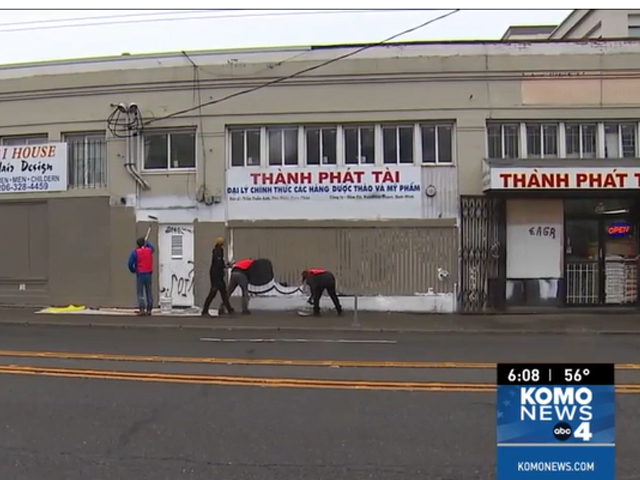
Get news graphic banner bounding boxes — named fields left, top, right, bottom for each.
left=496, top=363, right=615, bottom=480
left=225, top=165, right=423, bottom=220
left=0, top=143, right=68, bottom=193
left=484, top=166, right=640, bottom=191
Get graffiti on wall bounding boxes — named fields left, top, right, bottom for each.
left=247, top=280, right=304, bottom=297
left=165, top=225, right=192, bottom=235
left=229, top=258, right=305, bottom=298
left=164, top=260, right=195, bottom=298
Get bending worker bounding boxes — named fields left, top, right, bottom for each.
left=127, top=237, right=155, bottom=316
left=301, top=268, right=343, bottom=317
left=219, top=258, right=254, bottom=315
left=202, top=237, right=234, bottom=316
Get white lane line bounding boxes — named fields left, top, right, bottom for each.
left=199, top=338, right=397, bottom=344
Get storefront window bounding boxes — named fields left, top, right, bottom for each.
left=566, top=220, right=598, bottom=261
left=564, top=198, right=633, bottom=217
left=604, top=221, right=635, bottom=257
left=603, top=221, right=637, bottom=304
left=564, top=200, right=638, bottom=306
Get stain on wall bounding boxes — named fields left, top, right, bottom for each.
left=522, top=78, right=602, bottom=105
left=522, top=75, right=640, bottom=106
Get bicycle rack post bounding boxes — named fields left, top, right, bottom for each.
left=352, top=293, right=360, bottom=327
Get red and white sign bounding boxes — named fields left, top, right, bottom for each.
left=0, top=143, right=67, bottom=193
left=486, top=167, right=640, bottom=190
left=225, top=165, right=422, bottom=220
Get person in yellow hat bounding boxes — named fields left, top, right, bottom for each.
left=201, top=236, right=234, bottom=316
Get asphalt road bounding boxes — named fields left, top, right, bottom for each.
left=0, top=325, right=638, bottom=479
left=2, top=324, right=640, bottom=363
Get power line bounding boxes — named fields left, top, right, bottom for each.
left=0, top=10, right=211, bottom=28
left=0, top=9, right=407, bottom=34
left=144, top=9, right=460, bottom=126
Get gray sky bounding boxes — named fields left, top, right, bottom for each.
left=0, top=9, right=571, bottom=65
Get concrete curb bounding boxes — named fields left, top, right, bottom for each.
left=2, top=319, right=640, bottom=335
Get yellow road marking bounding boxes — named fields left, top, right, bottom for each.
left=0, top=350, right=493, bottom=368
left=0, top=350, right=639, bottom=371
left=0, top=365, right=495, bottom=391
left=1, top=364, right=640, bottom=393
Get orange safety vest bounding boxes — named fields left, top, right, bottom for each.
left=234, top=259, right=254, bottom=270
left=135, top=246, right=153, bottom=274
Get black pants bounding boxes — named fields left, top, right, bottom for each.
left=202, top=274, right=233, bottom=314
left=308, top=272, right=342, bottom=315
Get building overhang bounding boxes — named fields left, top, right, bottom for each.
left=482, top=158, right=640, bottom=193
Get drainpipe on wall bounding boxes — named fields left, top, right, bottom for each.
left=123, top=105, right=150, bottom=191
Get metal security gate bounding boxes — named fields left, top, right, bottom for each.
left=459, top=196, right=506, bottom=313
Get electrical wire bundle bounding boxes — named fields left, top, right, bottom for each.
left=106, top=103, right=150, bottom=189
left=106, top=103, right=144, bottom=138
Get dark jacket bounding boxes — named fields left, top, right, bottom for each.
left=210, top=245, right=226, bottom=282
left=305, top=270, right=335, bottom=290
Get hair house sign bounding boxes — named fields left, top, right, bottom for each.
left=487, top=167, right=640, bottom=190
left=0, top=143, right=68, bottom=193
left=225, top=165, right=424, bottom=221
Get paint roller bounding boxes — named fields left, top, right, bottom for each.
left=144, top=215, right=158, bottom=241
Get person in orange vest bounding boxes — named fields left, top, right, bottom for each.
left=219, top=258, right=254, bottom=315
left=301, top=268, right=343, bottom=316
left=127, top=237, right=155, bottom=316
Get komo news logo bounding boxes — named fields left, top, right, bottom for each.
left=519, top=386, right=594, bottom=442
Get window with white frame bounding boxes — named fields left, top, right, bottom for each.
left=227, top=122, right=457, bottom=167
left=526, top=123, right=559, bottom=158
left=0, top=135, right=48, bottom=145
left=488, top=120, right=640, bottom=160
left=487, top=123, right=520, bottom=159
left=64, top=132, right=107, bottom=189
left=382, top=125, right=414, bottom=164
left=421, top=124, right=453, bottom=163
left=565, top=123, right=597, bottom=159
left=143, top=130, right=196, bottom=170
left=344, top=126, right=375, bottom=165
left=604, top=123, right=637, bottom=158
left=267, top=127, right=298, bottom=166
left=305, top=127, right=337, bottom=165
left=230, top=128, right=261, bottom=167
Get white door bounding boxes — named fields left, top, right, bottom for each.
left=158, top=224, right=195, bottom=307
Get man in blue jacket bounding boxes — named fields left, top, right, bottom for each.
left=128, top=237, right=155, bottom=316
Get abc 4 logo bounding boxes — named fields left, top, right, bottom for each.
left=553, top=422, right=573, bottom=441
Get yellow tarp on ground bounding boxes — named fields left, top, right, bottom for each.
left=40, top=305, right=86, bottom=314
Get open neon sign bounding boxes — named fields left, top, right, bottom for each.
left=608, top=222, right=631, bottom=237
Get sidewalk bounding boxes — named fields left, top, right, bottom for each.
left=0, top=307, right=638, bottom=334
